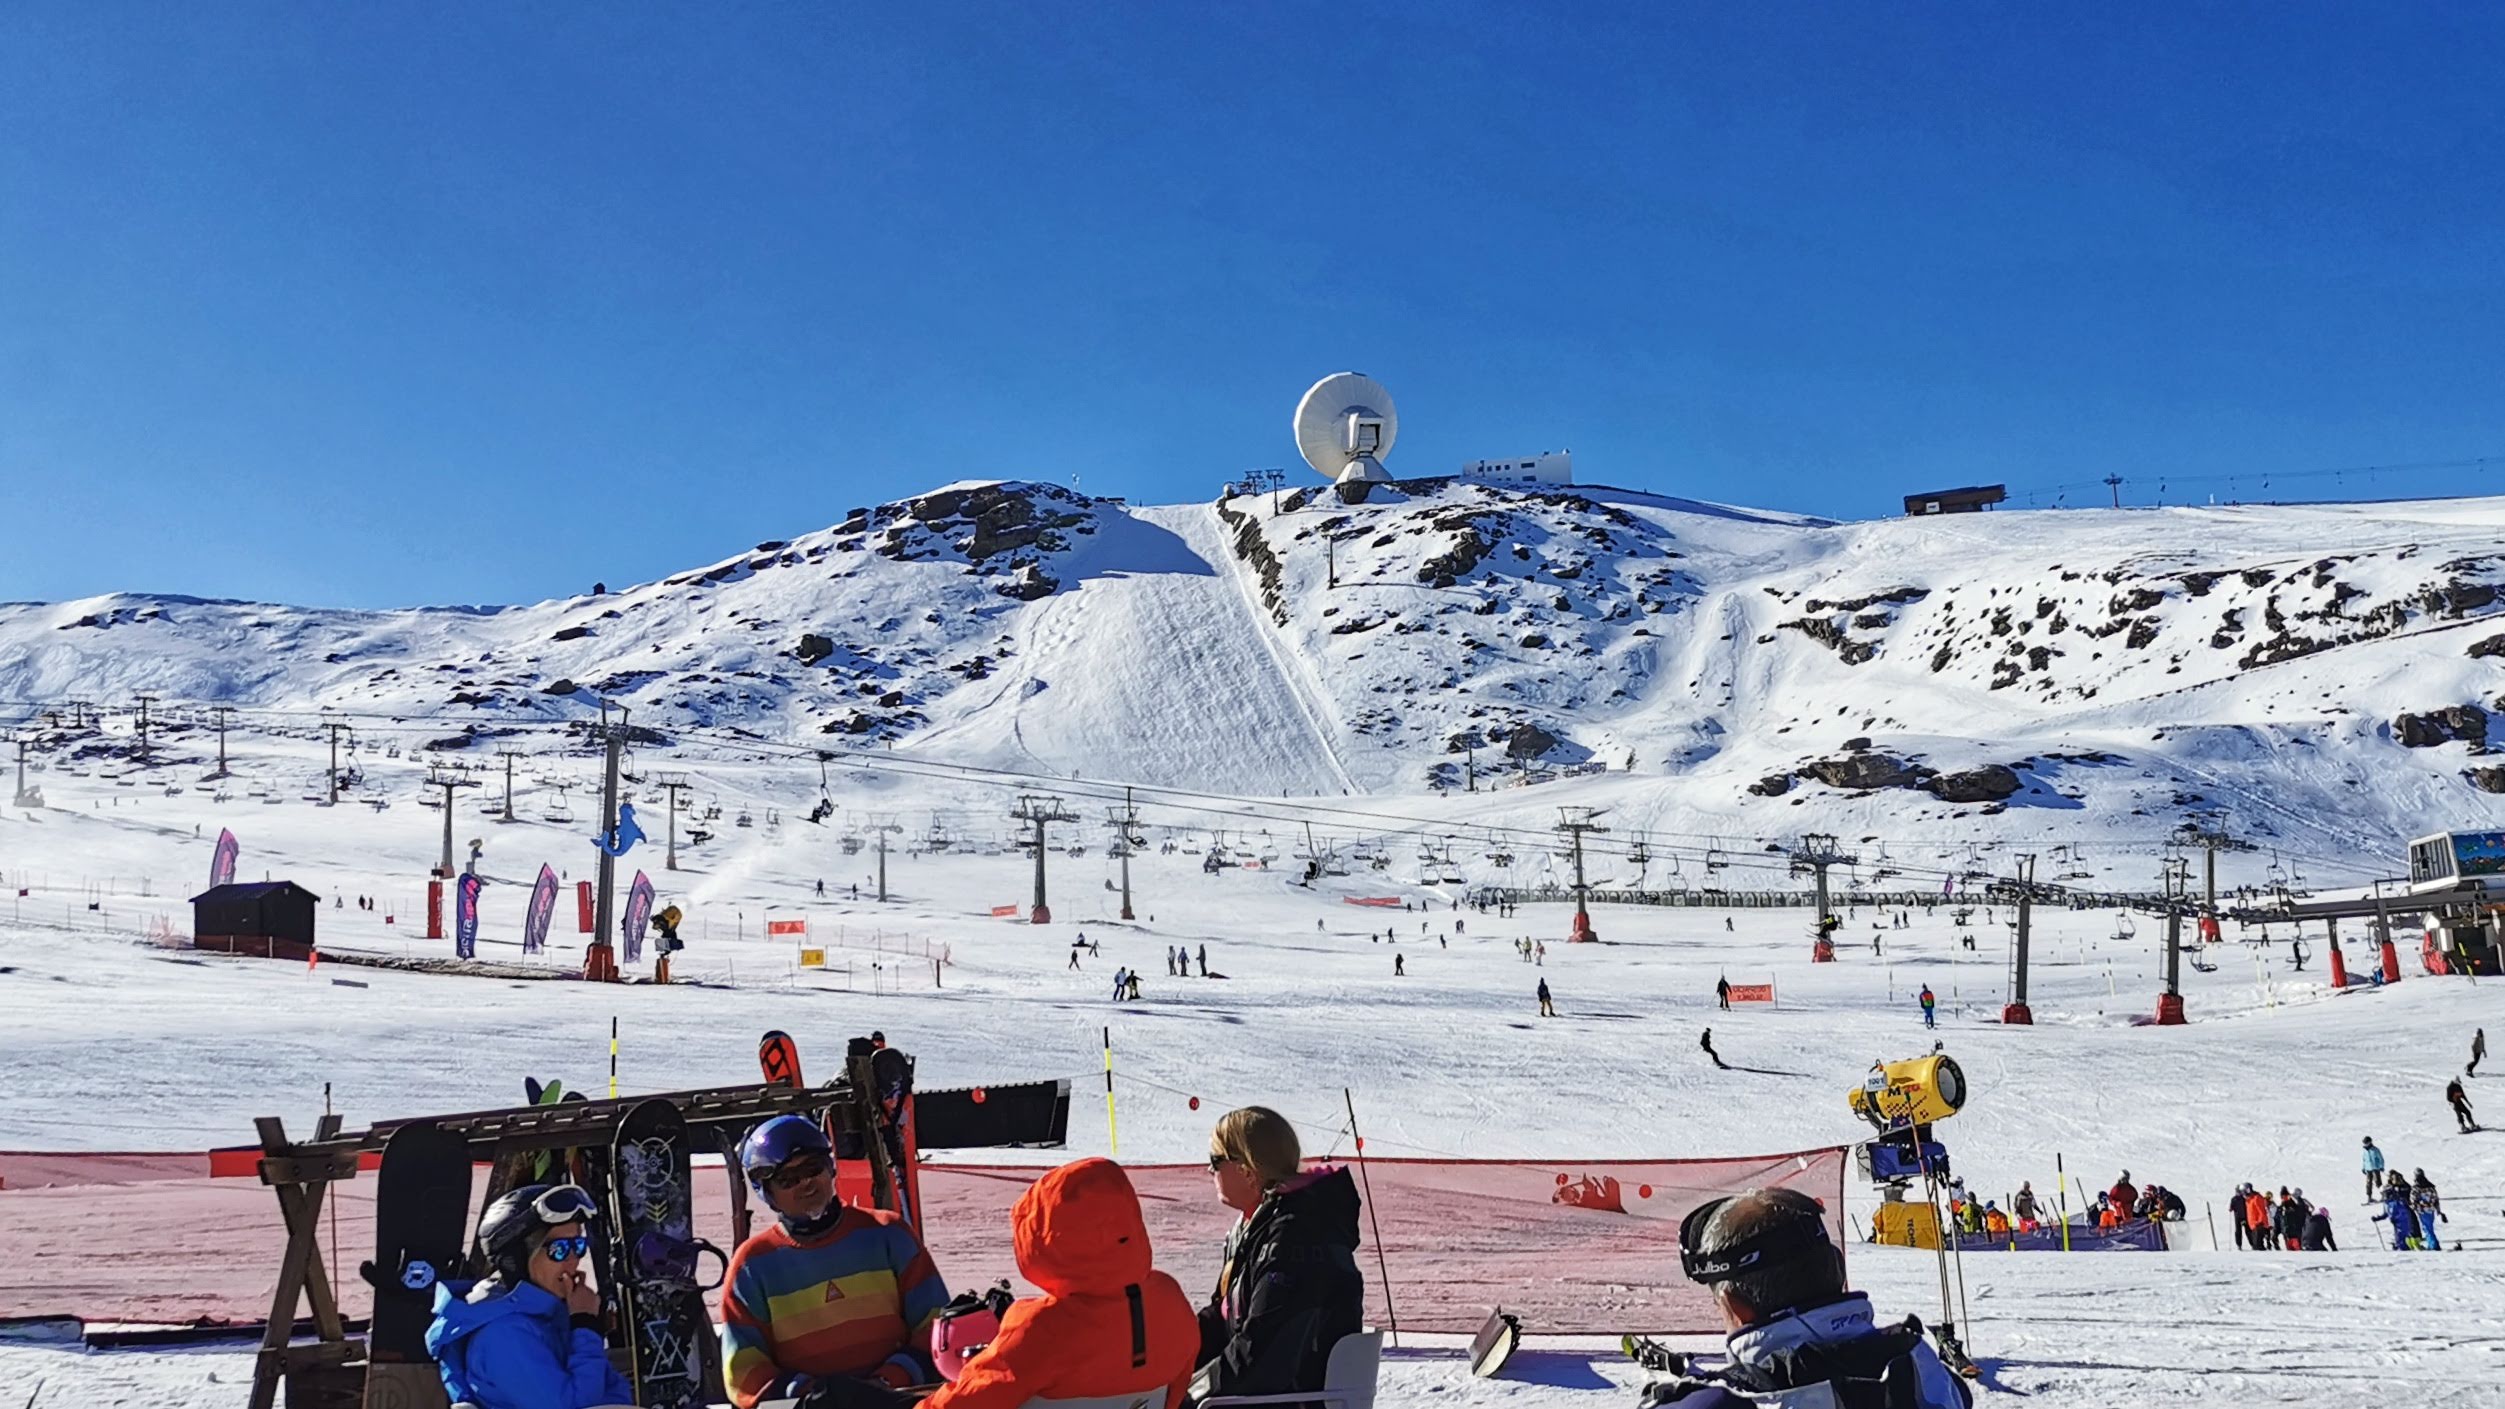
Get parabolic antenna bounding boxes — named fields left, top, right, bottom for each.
left=1293, top=372, right=1400, bottom=487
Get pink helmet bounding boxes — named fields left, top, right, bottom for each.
left=928, top=1282, right=1014, bottom=1382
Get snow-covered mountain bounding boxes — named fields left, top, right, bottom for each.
left=6, top=478, right=2503, bottom=860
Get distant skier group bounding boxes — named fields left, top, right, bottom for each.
left=2359, top=1135, right=2450, bottom=1251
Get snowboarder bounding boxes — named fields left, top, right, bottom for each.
left=2446, top=1077, right=2476, bottom=1132
left=1394, top=953, right=1405, bottom=977
left=2472, top=1027, right=2488, bottom=1077
left=1125, top=971, right=1142, bottom=1002
left=1701, top=1028, right=1727, bottom=1070
left=1918, top=985, right=1937, bottom=1029
left=1537, top=978, right=1555, bottom=1017
left=1716, top=976, right=1732, bottom=1012
left=2361, top=1136, right=2386, bottom=1200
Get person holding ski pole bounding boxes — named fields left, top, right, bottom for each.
left=2446, top=1077, right=2477, bottom=1133
left=2361, top=1136, right=2385, bottom=1200
left=1716, top=977, right=1732, bottom=1012
left=425, top=1183, right=633, bottom=1409
left=1636, top=1188, right=1973, bottom=1407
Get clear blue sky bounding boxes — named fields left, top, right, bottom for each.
left=5, top=4, right=2502, bottom=609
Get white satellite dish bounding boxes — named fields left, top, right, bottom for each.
left=1293, top=372, right=1399, bottom=488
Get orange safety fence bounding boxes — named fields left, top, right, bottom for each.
left=0, top=1147, right=1845, bottom=1333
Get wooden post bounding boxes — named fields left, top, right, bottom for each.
left=250, top=1113, right=364, bottom=1409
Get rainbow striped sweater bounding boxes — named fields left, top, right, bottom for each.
left=720, top=1206, right=951, bottom=1409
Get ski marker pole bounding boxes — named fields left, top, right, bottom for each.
left=1343, top=1088, right=1399, bottom=1348
left=1102, top=1026, right=1117, bottom=1155
left=609, top=1015, right=619, bottom=1099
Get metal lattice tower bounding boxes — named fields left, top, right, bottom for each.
left=1555, top=807, right=1610, bottom=942
left=1013, top=795, right=1081, bottom=924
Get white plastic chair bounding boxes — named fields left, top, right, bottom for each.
left=1198, top=1329, right=1384, bottom=1409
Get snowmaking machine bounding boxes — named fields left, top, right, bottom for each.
left=1849, top=1054, right=1966, bottom=1247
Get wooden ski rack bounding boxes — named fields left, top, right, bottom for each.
left=249, top=1073, right=875, bottom=1409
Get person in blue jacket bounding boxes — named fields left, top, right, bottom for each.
left=426, top=1182, right=634, bottom=1409
left=2368, top=1181, right=2418, bottom=1252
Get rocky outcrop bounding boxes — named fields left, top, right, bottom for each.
left=1923, top=765, right=2023, bottom=803
left=1505, top=722, right=1562, bottom=760
left=1799, top=752, right=1928, bottom=791
left=2395, top=706, right=2488, bottom=748
left=796, top=633, right=835, bottom=666
left=2468, top=634, right=2505, bottom=660
left=1748, top=773, right=1794, bottom=797
left=2466, top=766, right=2505, bottom=794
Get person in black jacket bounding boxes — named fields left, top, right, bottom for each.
left=1190, top=1106, right=1364, bottom=1405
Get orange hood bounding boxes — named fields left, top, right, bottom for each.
left=1012, top=1157, right=1153, bottom=1296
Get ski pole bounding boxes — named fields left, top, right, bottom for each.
left=1102, top=1027, right=1117, bottom=1155
left=609, top=1015, right=619, bottom=1099
left=1343, top=1088, right=1400, bottom=1348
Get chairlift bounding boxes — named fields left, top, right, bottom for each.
left=1705, top=844, right=1729, bottom=873
left=736, top=809, right=755, bottom=830
left=841, top=834, right=865, bottom=855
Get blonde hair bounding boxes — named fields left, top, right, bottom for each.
left=1210, top=1105, right=1301, bottom=1186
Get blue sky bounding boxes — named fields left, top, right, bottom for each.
left=4, top=4, right=2502, bottom=608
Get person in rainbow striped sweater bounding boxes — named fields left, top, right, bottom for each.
left=721, top=1116, right=952, bottom=1409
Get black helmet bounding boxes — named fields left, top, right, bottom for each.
left=477, top=1183, right=599, bottom=1284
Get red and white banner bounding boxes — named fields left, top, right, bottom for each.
left=989, top=904, right=1021, bottom=918
left=1727, top=982, right=1776, bottom=1004
left=766, top=918, right=809, bottom=938
left=1343, top=896, right=1404, bottom=908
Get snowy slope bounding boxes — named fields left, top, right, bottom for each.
left=5, top=480, right=2504, bottom=875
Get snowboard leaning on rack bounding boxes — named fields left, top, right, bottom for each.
left=361, top=1120, right=473, bottom=1365
left=609, top=1097, right=723, bottom=1408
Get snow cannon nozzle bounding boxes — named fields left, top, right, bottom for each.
left=1847, top=1054, right=1967, bottom=1132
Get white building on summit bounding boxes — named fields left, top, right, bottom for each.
left=1461, top=449, right=1573, bottom=486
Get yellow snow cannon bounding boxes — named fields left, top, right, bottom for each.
left=1848, top=1054, right=1967, bottom=1132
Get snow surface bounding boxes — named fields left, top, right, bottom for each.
left=6, top=481, right=2505, bottom=1404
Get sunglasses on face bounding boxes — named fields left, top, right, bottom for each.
left=1208, top=1152, right=1231, bottom=1171
left=768, top=1155, right=831, bottom=1191
left=541, top=1235, right=591, bottom=1263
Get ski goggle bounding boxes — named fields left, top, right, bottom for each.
left=540, top=1235, right=591, bottom=1263
left=766, top=1154, right=831, bottom=1191
left=1677, top=1195, right=1833, bottom=1284
left=530, top=1185, right=601, bottom=1224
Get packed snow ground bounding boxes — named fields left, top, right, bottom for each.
left=4, top=752, right=2504, bottom=1405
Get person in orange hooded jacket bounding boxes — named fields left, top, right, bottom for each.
left=923, top=1158, right=1199, bottom=1409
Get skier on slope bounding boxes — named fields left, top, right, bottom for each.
left=2361, top=1136, right=2386, bottom=1200
left=1701, top=1029, right=1727, bottom=1070
left=2011, top=1182, right=2041, bottom=1227
left=2446, top=1077, right=2477, bottom=1132
left=2472, top=1027, right=2487, bottom=1077
left=1635, top=1188, right=1972, bottom=1408
left=2370, top=1180, right=2419, bottom=1251
left=2411, top=1170, right=2445, bottom=1252
left=1537, top=978, right=1555, bottom=1017
left=1716, top=977, right=1732, bottom=1012
left=720, top=1116, right=951, bottom=1409
left=1918, top=985, right=1937, bottom=1030
left=2300, top=1202, right=2337, bottom=1251
left=425, top=1183, right=634, bottom=1409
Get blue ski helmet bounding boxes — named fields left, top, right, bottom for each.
left=740, top=1114, right=833, bottom=1193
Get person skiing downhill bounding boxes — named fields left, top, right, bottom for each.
left=1918, top=986, right=1937, bottom=1030
left=1701, top=1029, right=1727, bottom=1070
left=2472, top=1027, right=2488, bottom=1077
left=2361, top=1136, right=2385, bottom=1200
left=2411, top=1171, right=2445, bottom=1251
left=2447, top=1077, right=2477, bottom=1132
left=2371, top=1181, right=2418, bottom=1251
left=1716, top=977, right=1732, bottom=1012
left=1537, top=978, right=1555, bottom=1017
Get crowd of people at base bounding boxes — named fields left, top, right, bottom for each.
left=424, top=1103, right=1364, bottom=1409
left=2359, top=1135, right=2451, bottom=1251
left=2226, top=1183, right=2336, bottom=1251
left=1938, top=1170, right=2183, bottom=1241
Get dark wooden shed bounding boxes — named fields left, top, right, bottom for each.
left=1903, top=484, right=2007, bottom=516
left=191, top=881, right=321, bottom=960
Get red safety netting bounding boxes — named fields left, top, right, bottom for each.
left=0, top=1147, right=1844, bottom=1333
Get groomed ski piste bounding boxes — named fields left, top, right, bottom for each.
left=5, top=484, right=2505, bottom=1406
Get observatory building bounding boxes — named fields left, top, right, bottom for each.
left=1461, top=450, right=1574, bottom=487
